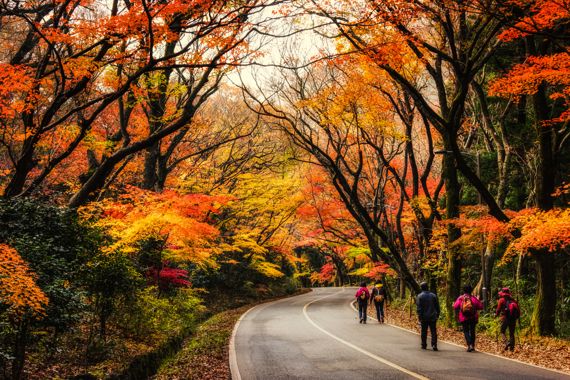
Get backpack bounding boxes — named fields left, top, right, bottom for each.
left=359, top=289, right=368, bottom=300
left=505, top=299, right=520, bottom=320
left=461, top=295, right=475, bottom=318
left=374, top=288, right=384, bottom=302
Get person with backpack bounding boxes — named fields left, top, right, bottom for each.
left=416, top=281, right=440, bottom=351
left=495, top=287, right=520, bottom=351
left=370, top=281, right=387, bottom=323
left=355, top=281, right=370, bottom=324
left=453, top=284, right=483, bottom=352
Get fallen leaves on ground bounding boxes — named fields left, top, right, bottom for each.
left=369, top=303, right=570, bottom=373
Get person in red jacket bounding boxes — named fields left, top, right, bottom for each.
left=453, top=284, right=483, bottom=352
left=355, top=282, right=370, bottom=324
left=496, top=287, right=519, bottom=351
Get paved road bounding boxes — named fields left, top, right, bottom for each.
left=230, top=287, right=570, bottom=380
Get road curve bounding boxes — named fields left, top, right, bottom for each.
left=230, top=287, right=569, bottom=380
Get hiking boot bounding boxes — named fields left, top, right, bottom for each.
left=432, top=346, right=438, bottom=351
left=363, top=320, right=367, bottom=324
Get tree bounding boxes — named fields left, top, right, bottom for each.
left=243, top=56, right=448, bottom=293
left=487, top=0, right=570, bottom=334
left=0, top=244, right=49, bottom=379
left=0, top=0, right=274, bottom=205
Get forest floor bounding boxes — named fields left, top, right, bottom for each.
left=375, top=303, right=570, bottom=373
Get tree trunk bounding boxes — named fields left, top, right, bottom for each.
left=474, top=239, right=495, bottom=309
left=442, top=141, right=462, bottom=323
left=3, top=138, right=37, bottom=197
left=531, top=251, right=557, bottom=335
left=11, top=318, right=28, bottom=380
left=399, top=278, right=406, bottom=298
left=142, top=141, right=160, bottom=190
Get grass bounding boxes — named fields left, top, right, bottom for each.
left=153, top=288, right=311, bottom=380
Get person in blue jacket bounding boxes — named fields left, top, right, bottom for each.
left=416, top=281, right=440, bottom=351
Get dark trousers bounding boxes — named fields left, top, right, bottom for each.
left=420, top=320, right=437, bottom=348
left=462, top=320, right=477, bottom=347
left=501, top=319, right=516, bottom=349
left=374, top=301, right=385, bottom=321
left=358, top=302, right=368, bottom=321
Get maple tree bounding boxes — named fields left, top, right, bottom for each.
left=0, top=244, right=48, bottom=319
left=244, top=52, right=449, bottom=294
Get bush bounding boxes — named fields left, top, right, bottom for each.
left=116, top=287, right=204, bottom=342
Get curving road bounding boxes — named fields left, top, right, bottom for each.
left=230, top=287, right=570, bottom=380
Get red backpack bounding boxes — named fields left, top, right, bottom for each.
left=505, top=299, right=520, bottom=320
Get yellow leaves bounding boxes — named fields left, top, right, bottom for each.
left=80, top=188, right=227, bottom=266
left=251, top=261, right=284, bottom=279
left=0, top=244, right=48, bottom=320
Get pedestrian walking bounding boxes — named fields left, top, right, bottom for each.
left=370, top=281, right=387, bottom=323
left=416, top=281, right=440, bottom=351
left=453, top=284, right=483, bottom=352
left=355, top=282, right=370, bottom=324
left=496, top=287, right=520, bottom=351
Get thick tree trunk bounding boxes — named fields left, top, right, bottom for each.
left=3, top=138, right=37, bottom=197
left=142, top=142, right=160, bottom=190
left=531, top=252, right=557, bottom=335
left=442, top=141, right=462, bottom=323
left=155, top=156, right=169, bottom=192
left=531, top=80, right=558, bottom=335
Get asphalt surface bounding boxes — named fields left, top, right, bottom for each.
left=231, top=287, right=570, bottom=380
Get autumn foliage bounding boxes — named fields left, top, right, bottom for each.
left=0, top=244, right=48, bottom=319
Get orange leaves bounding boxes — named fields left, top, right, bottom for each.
left=81, top=187, right=231, bottom=265
left=504, top=208, right=570, bottom=261
left=490, top=52, right=570, bottom=95
left=497, top=0, right=570, bottom=42
left=0, top=64, right=39, bottom=120
left=0, top=244, right=48, bottom=320
left=490, top=52, right=570, bottom=124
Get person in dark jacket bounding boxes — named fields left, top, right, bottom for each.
left=453, top=284, right=483, bottom=352
left=416, top=282, right=440, bottom=351
left=369, top=281, right=387, bottom=323
left=355, top=282, right=370, bottom=324
left=496, top=287, right=518, bottom=351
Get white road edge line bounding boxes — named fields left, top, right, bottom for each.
left=229, top=304, right=257, bottom=380
left=350, top=300, right=570, bottom=377
left=229, top=291, right=315, bottom=380
left=304, top=290, right=429, bottom=380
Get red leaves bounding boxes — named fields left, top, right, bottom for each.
left=147, top=264, right=191, bottom=290
left=363, top=262, right=395, bottom=280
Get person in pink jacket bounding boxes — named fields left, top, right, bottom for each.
left=453, top=284, right=483, bottom=352
left=355, top=282, right=370, bottom=324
